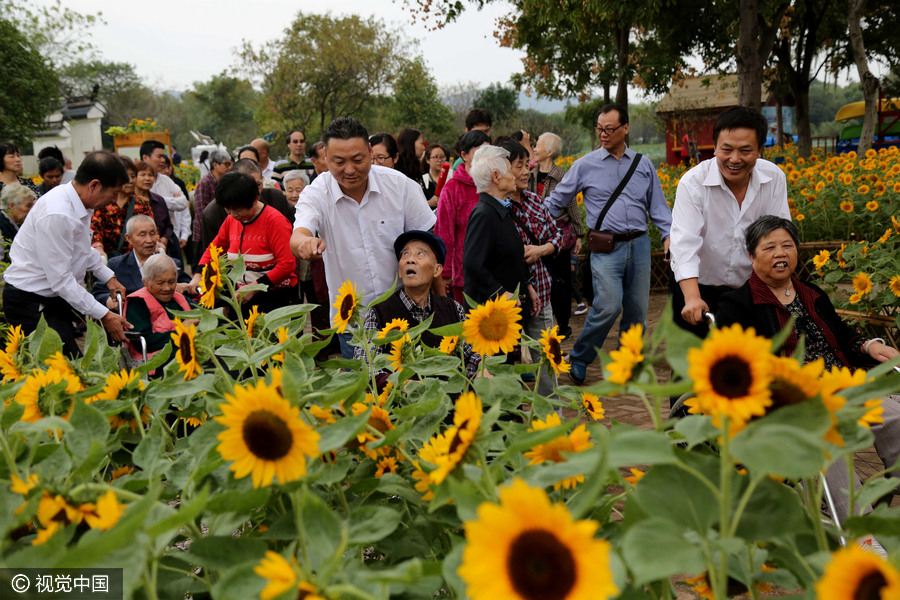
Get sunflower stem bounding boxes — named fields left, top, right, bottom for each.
left=130, top=403, right=146, bottom=440
left=805, top=476, right=829, bottom=552
left=0, top=432, right=22, bottom=480
left=846, top=453, right=857, bottom=520
left=746, top=546, right=760, bottom=600
left=292, top=488, right=313, bottom=570
left=717, top=420, right=732, bottom=600
left=476, top=446, right=498, bottom=501
left=728, top=475, right=760, bottom=538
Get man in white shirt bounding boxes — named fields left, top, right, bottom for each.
left=670, top=106, right=791, bottom=336
left=3, top=151, right=132, bottom=356
left=291, top=117, right=436, bottom=358
left=140, top=140, right=190, bottom=254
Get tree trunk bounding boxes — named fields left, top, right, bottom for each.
left=776, top=99, right=784, bottom=147
left=614, top=21, right=629, bottom=108
left=603, top=80, right=611, bottom=104
left=737, top=0, right=762, bottom=109
left=847, top=0, right=879, bottom=154
left=794, top=78, right=812, bottom=158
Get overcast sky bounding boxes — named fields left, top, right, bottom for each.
left=40, top=0, right=527, bottom=93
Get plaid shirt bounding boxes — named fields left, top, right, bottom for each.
left=508, top=190, right=563, bottom=307
left=192, top=173, right=216, bottom=242
left=355, top=289, right=481, bottom=378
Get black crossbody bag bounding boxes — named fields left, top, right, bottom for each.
left=586, top=153, right=642, bottom=253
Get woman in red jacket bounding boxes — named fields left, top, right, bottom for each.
left=192, top=171, right=298, bottom=314
left=433, top=130, right=490, bottom=303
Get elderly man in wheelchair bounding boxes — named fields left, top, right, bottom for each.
left=712, top=215, right=899, bottom=529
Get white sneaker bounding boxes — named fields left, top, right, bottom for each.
left=574, top=303, right=588, bottom=315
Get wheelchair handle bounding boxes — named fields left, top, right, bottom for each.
left=703, top=311, right=716, bottom=326
left=116, top=291, right=124, bottom=317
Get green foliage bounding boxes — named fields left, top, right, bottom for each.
left=386, top=57, right=455, bottom=141
left=4, top=0, right=103, bottom=68
left=473, top=82, right=519, bottom=124
left=0, top=19, right=60, bottom=144
left=186, top=72, right=260, bottom=150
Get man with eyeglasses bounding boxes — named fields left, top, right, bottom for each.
left=274, top=129, right=315, bottom=183
left=545, top=103, right=671, bottom=385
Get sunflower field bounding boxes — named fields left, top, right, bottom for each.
left=2, top=251, right=900, bottom=600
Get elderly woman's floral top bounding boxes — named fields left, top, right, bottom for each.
left=90, top=195, right=154, bottom=256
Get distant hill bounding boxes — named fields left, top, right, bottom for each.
left=517, top=92, right=572, bottom=114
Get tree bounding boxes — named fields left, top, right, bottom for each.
left=5, top=0, right=103, bottom=68
left=240, top=12, right=411, bottom=140
left=188, top=73, right=260, bottom=149
left=735, top=0, right=791, bottom=109
left=387, top=58, right=455, bottom=141
left=473, top=83, right=519, bottom=124
left=0, top=19, right=60, bottom=144
left=846, top=0, right=878, bottom=153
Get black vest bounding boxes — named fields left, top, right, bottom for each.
left=372, top=289, right=461, bottom=348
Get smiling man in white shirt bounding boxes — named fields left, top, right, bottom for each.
left=670, top=106, right=791, bottom=336
left=3, top=151, right=132, bottom=355
left=291, top=117, right=435, bottom=359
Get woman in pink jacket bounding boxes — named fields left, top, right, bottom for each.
left=433, top=130, right=490, bottom=303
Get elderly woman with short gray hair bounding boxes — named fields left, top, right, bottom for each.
left=282, top=169, right=309, bottom=206
left=0, top=184, right=37, bottom=258
left=462, top=145, right=538, bottom=313
left=125, top=253, right=196, bottom=355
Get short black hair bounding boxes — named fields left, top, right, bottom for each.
left=73, top=151, right=130, bottom=188
left=38, top=157, right=62, bottom=176
left=368, top=133, right=398, bottom=158
left=458, top=130, right=491, bottom=154
left=237, top=145, right=260, bottom=162
left=599, top=103, right=629, bottom=125
left=492, top=136, right=529, bottom=162
left=139, top=140, right=166, bottom=160
left=161, top=154, right=172, bottom=167
left=745, top=215, right=800, bottom=256
left=713, top=106, right=768, bottom=148
left=465, top=108, right=492, bottom=130
left=323, top=117, right=369, bottom=146
left=286, top=129, right=306, bottom=145
left=233, top=158, right=262, bottom=177
left=309, top=141, right=326, bottom=160
left=0, top=142, right=20, bottom=159
left=215, top=171, right=259, bottom=211
left=37, top=146, right=64, bottom=163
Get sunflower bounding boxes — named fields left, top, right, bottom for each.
left=0, top=326, right=24, bottom=381
left=44, top=352, right=82, bottom=393
left=523, top=413, right=593, bottom=490
left=271, top=326, right=290, bottom=363
left=171, top=318, right=201, bottom=380
left=388, top=333, right=411, bottom=372
left=766, top=357, right=823, bottom=412
left=10, top=473, right=38, bottom=496
left=462, top=294, right=522, bottom=357
left=411, top=460, right=436, bottom=500
left=819, top=366, right=867, bottom=446
left=684, top=324, right=773, bottom=431
left=539, top=326, right=570, bottom=375
left=815, top=543, right=900, bottom=600
left=606, top=323, right=644, bottom=385
left=852, top=272, right=873, bottom=295
left=350, top=402, right=394, bottom=460
left=199, top=244, right=223, bottom=309
left=796, top=213, right=805, bottom=221
left=375, top=456, right=400, bottom=477
left=859, top=399, right=884, bottom=428
left=109, top=465, right=134, bottom=481
left=33, top=492, right=74, bottom=545
left=108, top=405, right=151, bottom=433
left=244, top=305, right=261, bottom=338
left=82, top=490, right=125, bottom=531
left=866, top=200, right=879, bottom=211
left=889, top=275, right=900, bottom=298
left=849, top=292, right=864, bottom=304
left=815, top=181, right=826, bottom=192
left=418, top=392, right=482, bottom=485
left=439, top=335, right=459, bottom=354
left=624, top=468, right=645, bottom=485
left=581, top=393, right=605, bottom=421
left=841, top=200, right=854, bottom=213
left=813, top=250, right=831, bottom=270
left=858, top=184, right=871, bottom=195
left=94, top=369, right=145, bottom=401
left=459, top=478, right=618, bottom=600
left=215, top=380, right=320, bottom=488
left=254, top=551, right=298, bottom=600
left=877, top=228, right=892, bottom=244
left=15, top=368, right=78, bottom=423
left=332, top=280, right=359, bottom=333
left=378, top=318, right=409, bottom=337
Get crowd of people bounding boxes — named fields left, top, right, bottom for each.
left=2, top=105, right=897, bottom=404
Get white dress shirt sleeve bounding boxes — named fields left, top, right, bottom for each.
left=152, top=174, right=188, bottom=212
left=41, top=214, right=112, bottom=320
left=670, top=174, right=704, bottom=282
left=402, top=179, right=437, bottom=231
left=293, top=186, right=323, bottom=234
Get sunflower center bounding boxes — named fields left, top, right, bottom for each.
left=340, top=294, right=354, bottom=320
left=854, top=571, right=887, bottom=600
left=242, top=409, right=294, bottom=460
left=548, top=338, right=562, bottom=364
left=768, top=378, right=807, bottom=410
left=507, top=529, right=576, bottom=600
left=179, top=334, right=193, bottom=363
left=709, top=356, right=753, bottom=399
left=478, top=309, right=509, bottom=341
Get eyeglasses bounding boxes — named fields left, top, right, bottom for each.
left=429, top=154, right=447, bottom=161
left=291, top=138, right=306, bottom=144
left=373, top=155, right=394, bottom=164
left=595, top=124, right=625, bottom=136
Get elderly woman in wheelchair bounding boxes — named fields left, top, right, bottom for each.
left=122, top=253, right=197, bottom=366
left=713, top=214, right=899, bottom=525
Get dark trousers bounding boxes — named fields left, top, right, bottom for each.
left=667, top=270, right=734, bottom=338
left=547, top=247, right=573, bottom=331
left=3, top=284, right=83, bottom=357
